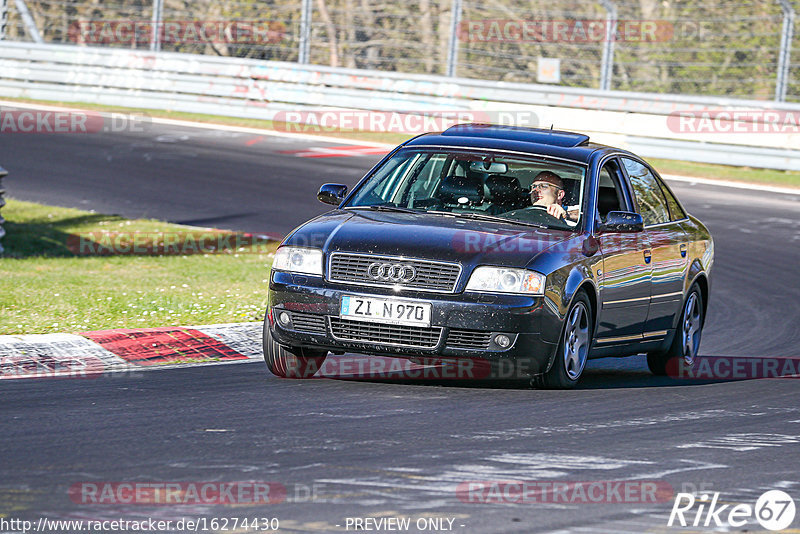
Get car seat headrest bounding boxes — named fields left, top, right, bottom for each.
left=440, top=174, right=484, bottom=205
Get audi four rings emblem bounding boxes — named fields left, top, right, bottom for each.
left=367, top=262, right=417, bottom=283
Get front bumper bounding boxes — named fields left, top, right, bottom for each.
left=268, top=271, right=560, bottom=376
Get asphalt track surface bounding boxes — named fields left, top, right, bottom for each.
left=2, top=117, right=373, bottom=235
left=2, top=114, right=800, bottom=532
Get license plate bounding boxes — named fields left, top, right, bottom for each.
left=340, top=296, right=432, bottom=327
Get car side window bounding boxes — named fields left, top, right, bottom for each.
left=654, top=175, right=687, bottom=221
left=622, top=158, right=670, bottom=226
left=596, top=159, right=628, bottom=222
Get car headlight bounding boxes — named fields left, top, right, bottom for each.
left=272, top=246, right=323, bottom=276
left=465, top=266, right=545, bottom=295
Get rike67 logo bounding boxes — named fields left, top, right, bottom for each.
left=668, top=490, right=796, bottom=531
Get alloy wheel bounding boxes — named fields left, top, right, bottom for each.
left=681, top=292, right=702, bottom=365
left=563, top=302, right=590, bottom=380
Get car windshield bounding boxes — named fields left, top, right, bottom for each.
left=346, top=149, right=587, bottom=231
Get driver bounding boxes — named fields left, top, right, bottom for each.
left=529, top=171, right=579, bottom=222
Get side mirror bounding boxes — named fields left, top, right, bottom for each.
left=600, top=211, right=644, bottom=233
left=318, top=183, right=348, bottom=206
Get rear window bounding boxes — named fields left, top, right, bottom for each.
left=622, top=158, right=671, bottom=226
left=655, top=176, right=687, bottom=221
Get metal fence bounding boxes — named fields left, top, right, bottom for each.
left=1, top=0, right=798, bottom=102
left=3, top=41, right=800, bottom=172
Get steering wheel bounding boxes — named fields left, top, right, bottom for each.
left=502, top=205, right=569, bottom=228
left=529, top=204, right=564, bottom=221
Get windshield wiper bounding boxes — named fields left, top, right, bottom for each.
left=348, top=206, right=553, bottom=230
left=428, top=210, right=548, bottom=229
left=346, top=205, right=421, bottom=214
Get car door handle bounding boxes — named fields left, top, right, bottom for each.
left=680, top=243, right=687, bottom=257
left=643, top=249, right=652, bottom=264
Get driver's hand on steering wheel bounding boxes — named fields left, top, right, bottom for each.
left=546, top=204, right=567, bottom=219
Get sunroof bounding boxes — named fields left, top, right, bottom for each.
left=441, top=124, right=590, bottom=148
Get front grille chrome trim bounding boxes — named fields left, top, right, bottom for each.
left=327, top=252, right=462, bottom=293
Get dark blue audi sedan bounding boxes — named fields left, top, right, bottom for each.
left=264, top=124, right=713, bottom=388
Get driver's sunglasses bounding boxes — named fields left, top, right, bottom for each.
left=530, top=183, right=562, bottom=192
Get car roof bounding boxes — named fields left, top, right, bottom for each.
left=403, top=124, right=630, bottom=164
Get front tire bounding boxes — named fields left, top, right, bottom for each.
left=263, top=319, right=327, bottom=379
left=647, top=284, right=704, bottom=376
left=540, top=292, right=593, bottom=389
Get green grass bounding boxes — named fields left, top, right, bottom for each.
left=0, top=199, right=277, bottom=335
left=649, top=158, right=800, bottom=188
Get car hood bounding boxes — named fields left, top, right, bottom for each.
left=283, top=209, right=575, bottom=270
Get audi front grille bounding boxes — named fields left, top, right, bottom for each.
left=327, top=253, right=461, bottom=292
left=329, top=317, right=443, bottom=348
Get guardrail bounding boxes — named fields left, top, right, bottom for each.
left=2, top=41, right=800, bottom=171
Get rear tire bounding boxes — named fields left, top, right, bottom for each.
left=263, top=319, right=327, bottom=379
left=540, top=292, right=593, bottom=389
left=647, top=284, right=704, bottom=376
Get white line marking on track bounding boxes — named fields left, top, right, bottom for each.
left=621, top=459, right=728, bottom=480
left=676, top=433, right=800, bottom=451
left=662, top=173, right=800, bottom=195
left=279, top=145, right=390, bottom=158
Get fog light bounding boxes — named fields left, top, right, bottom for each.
left=278, top=311, right=291, bottom=326
left=494, top=334, right=511, bottom=348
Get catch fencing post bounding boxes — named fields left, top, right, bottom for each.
left=13, top=0, right=41, bottom=42
left=1, top=0, right=8, bottom=40
left=298, top=0, right=312, bottom=63
left=0, top=166, right=7, bottom=254
left=446, top=0, right=462, bottom=76
left=150, top=0, right=163, bottom=51
left=599, top=0, right=617, bottom=91
left=776, top=0, right=795, bottom=102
